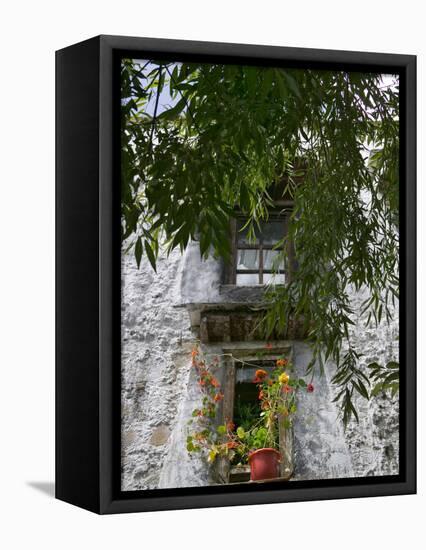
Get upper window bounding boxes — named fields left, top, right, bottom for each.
left=227, top=213, right=291, bottom=285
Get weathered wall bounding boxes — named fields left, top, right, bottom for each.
left=121, top=244, right=399, bottom=490
left=339, top=287, right=399, bottom=477
left=121, top=248, right=193, bottom=490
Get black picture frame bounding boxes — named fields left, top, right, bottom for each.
left=56, top=34, right=416, bottom=514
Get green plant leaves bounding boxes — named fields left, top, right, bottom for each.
left=236, top=426, right=246, bottom=440
left=367, top=361, right=399, bottom=398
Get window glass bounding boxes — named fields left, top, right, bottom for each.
left=261, top=220, right=283, bottom=245
left=263, top=273, right=285, bottom=285
left=263, top=250, right=284, bottom=270
left=233, top=215, right=289, bottom=286
left=237, top=249, right=259, bottom=270
left=236, top=273, right=260, bottom=285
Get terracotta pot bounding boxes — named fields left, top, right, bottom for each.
left=248, top=448, right=281, bottom=481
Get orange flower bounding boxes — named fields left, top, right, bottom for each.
left=211, top=377, right=220, bottom=388
left=226, top=441, right=239, bottom=449
left=276, top=358, right=288, bottom=367
left=282, top=384, right=292, bottom=394
left=191, top=348, right=199, bottom=358
left=227, top=421, right=235, bottom=431
left=214, top=392, right=224, bottom=402
left=253, top=369, right=267, bottom=384
left=258, top=390, right=264, bottom=400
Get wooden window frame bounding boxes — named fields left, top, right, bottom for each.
left=215, top=344, right=294, bottom=485
left=226, top=203, right=296, bottom=286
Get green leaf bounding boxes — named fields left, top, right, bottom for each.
left=144, top=240, right=157, bottom=272
left=236, top=427, right=246, bottom=439
left=367, top=362, right=381, bottom=370
left=390, top=383, right=399, bottom=397
left=383, top=372, right=399, bottom=384
left=283, top=72, right=302, bottom=99
left=371, top=383, right=384, bottom=397
left=157, top=97, right=186, bottom=121
left=353, top=379, right=369, bottom=400
left=135, top=237, right=143, bottom=268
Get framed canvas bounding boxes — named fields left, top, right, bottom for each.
left=56, top=35, right=416, bottom=514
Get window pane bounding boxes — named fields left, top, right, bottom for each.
left=236, top=273, right=260, bottom=285
left=261, top=220, right=283, bottom=245
left=237, top=249, right=259, bottom=270
left=263, top=250, right=284, bottom=270
left=236, top=220, right=258, bottom=245
left=263, top=273, right=285, bottom=285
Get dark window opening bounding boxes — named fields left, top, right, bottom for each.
left=229, top=360, right=277, bottom=483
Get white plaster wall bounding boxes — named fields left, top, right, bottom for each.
left=121, top=247, right=193, bottom=490
left=121, top=245, right=399, bottom=490
left=340, top=287, right=399, bottom=476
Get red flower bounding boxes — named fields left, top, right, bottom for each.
left=307, top=383, right=314, bottom=393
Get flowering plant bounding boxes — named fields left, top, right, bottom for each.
left=187, top=346, right=314, bottom=467
left=186, top=347, right=232, bottom=463
left=225, top=359, right=312, bottom=464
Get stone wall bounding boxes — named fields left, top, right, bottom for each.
left=121, top=243, right=399, bottom=490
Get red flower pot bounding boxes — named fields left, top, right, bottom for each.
left=248, top=448, right=281, bottom=481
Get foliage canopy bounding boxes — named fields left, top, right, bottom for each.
left=121, top=58, right=399, bottom=425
